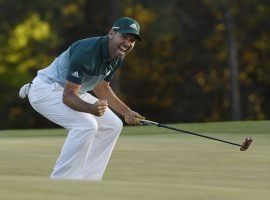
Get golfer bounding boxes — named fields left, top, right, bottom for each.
left=19, top=17, right=144, bottom=181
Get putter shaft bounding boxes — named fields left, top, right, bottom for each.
left=138, top=119, right=252, bottom=151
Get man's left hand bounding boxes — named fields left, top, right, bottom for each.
left=124, top=111, right=144, bottom=125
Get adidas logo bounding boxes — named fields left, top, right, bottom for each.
left=129, top=23, right=137, bottom=30
left=71, top=71, right=79, bottom=78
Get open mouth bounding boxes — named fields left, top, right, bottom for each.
left=118, top=46, right=128, bottom=55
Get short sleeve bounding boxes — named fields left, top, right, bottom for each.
left=66, top=53, right=87, bottom=85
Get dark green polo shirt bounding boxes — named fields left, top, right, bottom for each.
left=67, top=35, right=122, bottom=92
left=37, top=35, right=121, bottom=93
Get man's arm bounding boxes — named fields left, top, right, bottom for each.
left=63, top=81, right=108, bottom=116
left=93, top=80, right=144, bottom=124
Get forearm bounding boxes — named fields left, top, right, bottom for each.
left=93, top=85, right=131, bottom=116
left=63, top=91, right=93, bottom=113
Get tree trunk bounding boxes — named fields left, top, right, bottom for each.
left=225, top=0, right=241, bottom=120
left=108, top=0, right=121, bottom=93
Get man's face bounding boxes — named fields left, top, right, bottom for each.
left=109, top=30, right=137, bottom=59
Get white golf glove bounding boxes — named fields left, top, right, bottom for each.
left=19, top=83, right=31, bottom=98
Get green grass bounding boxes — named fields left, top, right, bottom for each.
left=0, top=121, right=269, bottom=200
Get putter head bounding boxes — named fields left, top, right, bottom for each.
left=240, top=138, right=253, bottom=151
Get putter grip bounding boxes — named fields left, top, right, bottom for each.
left=137, top=119, right=159, bottom=126
left=124, top=116, right=142, bottom=124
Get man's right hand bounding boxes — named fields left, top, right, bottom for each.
left=63, top=81, right=108, bottom=116
left=91, top=99, right=108, bottom=116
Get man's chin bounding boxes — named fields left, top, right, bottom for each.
left=116, top=52, right=126, bottom=59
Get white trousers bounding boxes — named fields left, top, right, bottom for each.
left=28, top=77, right=123, bottom=181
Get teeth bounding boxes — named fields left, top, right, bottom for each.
left=120, top=47, right=127, bottom=51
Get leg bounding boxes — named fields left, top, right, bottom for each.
left=28, top=77, right=98, bottom=179
left=80, top=94, right=123, bottom=181
left=50, top=120, right=98, bottom=179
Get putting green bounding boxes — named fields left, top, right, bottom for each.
left=0, top=121, right=269, bottom=200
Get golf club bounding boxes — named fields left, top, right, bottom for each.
left=136, top=118, right=253, bottom=151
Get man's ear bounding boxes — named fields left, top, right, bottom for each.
left=108, top=29, right=114, bottom=39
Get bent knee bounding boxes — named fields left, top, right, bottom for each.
left=113, top=117, right=123, bottom=132
left=105, top=115, right=123, bottom=133
left=71, top=120, right=99, bottom=135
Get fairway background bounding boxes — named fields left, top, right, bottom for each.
left=0, top=121, right=269, bottom=200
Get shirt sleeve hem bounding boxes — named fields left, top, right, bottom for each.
left=66, top=75, right=83, bottom=85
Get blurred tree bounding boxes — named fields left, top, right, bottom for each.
left=108, top=0, right=121, bottom=93
left=0, top=0, right=269, bottom=128
left=119, top=0, right=222, bottom=122
left=0, top=0, right=60, bottom=128
left=234, top=0, right=270, bottom=120
left=225, top=0, right=241, bottom=120
left=119, top=0, right=270, bottom=123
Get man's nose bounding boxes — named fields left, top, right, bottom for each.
left=124, top=39, right=131, bottom=47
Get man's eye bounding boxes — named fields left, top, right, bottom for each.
left=121, top=34, right=128, bottom=39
